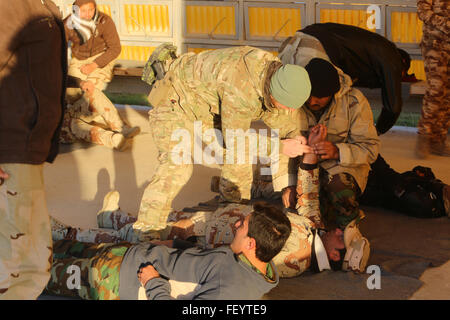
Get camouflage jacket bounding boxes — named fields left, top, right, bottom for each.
left=417, top=0, right=450, bottom=40
left=272, top=68, right=380, bottom=193
left=157, top=46, right=302, bottom=200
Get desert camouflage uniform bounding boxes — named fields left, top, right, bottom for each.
left=135, top=46, right=303, bottom=234
left=45, top=240, right=131, bottom=300
left=0, top=164, right=52, bottom=299
left=50, top=204, right=212, bottom=245
left=417, top=0, right=450, bottom=144
left=68, top=52, right=116, bottom=91
left=61, top=53, right=131, bottom=149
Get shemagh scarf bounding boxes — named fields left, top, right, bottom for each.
left=70, top=6, right=99, bottom=45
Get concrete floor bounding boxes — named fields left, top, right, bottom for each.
left=41, top=97, right=450, bottom=300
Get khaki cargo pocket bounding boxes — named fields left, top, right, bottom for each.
left=147, top=79, right=173, bottom=108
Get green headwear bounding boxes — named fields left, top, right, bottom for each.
left=269, top=64, right=311, bottom=109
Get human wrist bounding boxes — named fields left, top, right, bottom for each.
left=303, top=153, right=318, bottom=164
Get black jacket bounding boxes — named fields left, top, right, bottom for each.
left=301, top=23, right=404, bottom=134
left=0, top=0, right=67, bottom=164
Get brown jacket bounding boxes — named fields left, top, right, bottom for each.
left=64, top=11, right=121, bottom=68
left=0, top=0, right=67, bottom=164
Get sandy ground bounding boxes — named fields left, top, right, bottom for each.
left=41, top=102, right=450, bottom=300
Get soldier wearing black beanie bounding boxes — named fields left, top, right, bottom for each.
left=305, top=58, right=340, bottom=98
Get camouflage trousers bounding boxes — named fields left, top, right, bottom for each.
left=68, top=53, right=116, bottom=91
left=134, top=88, right=218, bottom=233
left=60, top=88, right=128, bottom=148
left=418, top=32, right=450, bottom=143
left=0, top=163, right=52, bottom=300
left=318, top=170, right=361, bottom=230
left=61, top=54, right=128, bottom=148
left=45, top=240, right=131, bottom=300
left=51, top=203, right=209, bottom=245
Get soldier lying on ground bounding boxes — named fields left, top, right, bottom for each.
left=46, top=202, right=291, bottom=300
left=61, top=0, right=140, bottom=151
left=49, top=124, right=370, bottom=301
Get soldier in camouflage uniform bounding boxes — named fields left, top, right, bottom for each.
left=61, top=83, right=140, bottom=151
left=135, top=45, right=313, bottom=237
left=415, top=0, right=450, bottom=158
left=61, top=0, right=140, bottom=151
left=46, top=202, right=291, bottom=300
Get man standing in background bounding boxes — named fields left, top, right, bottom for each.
left=0, top=0, right=67, bottom=299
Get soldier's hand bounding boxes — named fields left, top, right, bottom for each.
left=80, top=80, right=95, bottom=94
left=281, top=136, right=313, bottom=158
left=80, top=62, right=98, bottom=75
left=138, top=264, right=160, bottom=287
left=308, top=124, right=327, bottom=146
left=313, top=141, right=339, bottom=160
left=0, top=167, right=9, bottom=185
left=282, top=186, right=297, bottom=209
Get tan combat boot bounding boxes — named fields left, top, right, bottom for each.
left=97, top=190, right=121, bottom=228
left=121, top=125, right=141, bottom=139
left=342, top=211, right=370, bottom=273
left=111, top=132, right=130, bottom=151
left=50, top=216, right=70, bottom=241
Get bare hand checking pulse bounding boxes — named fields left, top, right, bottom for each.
left=281, top=135, right=313, bottom=158
left=312, top=136, right=339, bottom=160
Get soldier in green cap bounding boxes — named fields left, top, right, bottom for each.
left=133, top=45, right=313, bottom=239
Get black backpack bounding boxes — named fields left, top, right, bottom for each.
left=360, top=156, right=446, bottom=218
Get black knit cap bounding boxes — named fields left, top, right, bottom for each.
left=305, top=58, right=340, bottom=98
